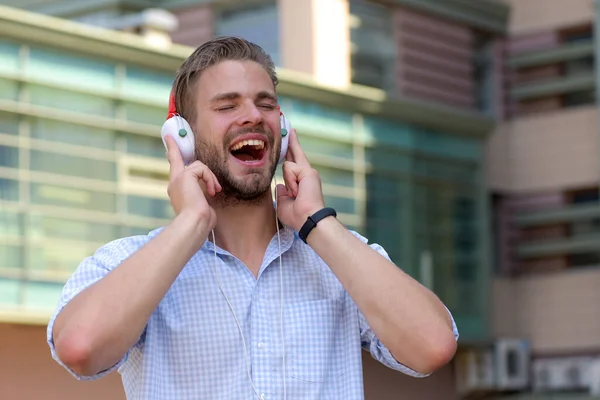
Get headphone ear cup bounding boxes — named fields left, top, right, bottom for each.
left=161, top=116, right=196, bottom=165
left=279, top=114, right=291, bottom=164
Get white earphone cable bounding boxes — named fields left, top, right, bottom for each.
left=212, top=229, right=262, bottom=400
left=274, top=175, right=286, bottom=400
left=211, top=175, right=286, bottom=400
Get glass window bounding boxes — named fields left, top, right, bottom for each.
left=298, top=136, right=354, bottom=160
left=28, top=214, right=118, bottom=243
left=0, top=211, right=22, bottom=236
left=127, top=195, right=174, bottom=220
left=281, top=97, right=355, bottom=141
left=28, top=84, right=115, bottom=118
left=366, top=147, right=412, bottom=175
left=0, top=245, right=23, bottom=269
left=215, top=1, right=280, bottom=65
left=315, top=166, right=355, bottom=188
left=27, top=46, right=116, bottom=91
left=0, top=111, right=19, bottom=135
left=0, top=145, right=18, bottom=168
left=349, top=0, right=396, bottom=90
left=122, top=102, right=166, bottom=126
left=126, top=133, right=166, bottom=159
left=29, top=243, right=93, bottom=275
left=120, top=225, right=152, bottom=237
left=0, top=178, right=19, bottom=201
left=362, top=117, right=412, bottom=148
left=30, top=183, right=116, bottom=213
left=323, top=195, right=356, bottom=215
left=122, top=66, right=173, bottom=103
left=30, top=150, right=116, bottom=181
left=0, top=40, right=21, bottom=74
left=22, top=281, right=64, bottom=309
left=0, top=278, right=21, bottom=306
left=415, top=129, right=480, bottom=161
left=0, top=77, right=19, bottom=101
left=414, top=158, right=478, bottom=185
left=30, top=118, right=117, bottom=150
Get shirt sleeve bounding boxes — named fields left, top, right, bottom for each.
left=349, top=231, right=460, bottom=378
left=46, top=235, right=149, bottom=381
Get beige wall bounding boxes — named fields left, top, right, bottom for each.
left=1, top=323, right=455, bottom=400
left=499, top=0, right=594, bottom=35
left=0, top=323, right=125, bottom=400
left=278, top=0, right=351, bottom=88
left=485, top=106, right=600, bottom=193
left=491, top=268, right=600, bottom=354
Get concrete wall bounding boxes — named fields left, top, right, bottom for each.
left=491, top=268, right=600, bottom=354
left=499, top=0, right=594, bottom=36
left=485, top=106, right=600, bottom=193
left=1, top=323, right=455, bottom=400
left=0, top=323, right=125, bottom=400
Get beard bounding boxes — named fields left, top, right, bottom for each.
left=194, top=126, right=280, bottom=207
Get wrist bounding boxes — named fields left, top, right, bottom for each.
left=175, top=209, right=213, bottom=238
left=298, top=207, right=337, bottom=243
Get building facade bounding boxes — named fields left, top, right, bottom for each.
left=485, top=0, right=600, bottom=399
left=0, top=1, right=567, bottom=399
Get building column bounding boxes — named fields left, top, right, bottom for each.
left=278, top=0, right=350, bottom=88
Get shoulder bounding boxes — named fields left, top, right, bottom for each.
left=347, top=229, right=392, bottom=260
left=87, top=227, right=166, bottom=269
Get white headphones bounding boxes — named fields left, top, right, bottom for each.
left=160, top=92, right=291, bottom=165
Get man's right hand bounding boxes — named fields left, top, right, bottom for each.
left=164, top=135, right=221, bottom=230
left=52, top=136, right=221, bottom=378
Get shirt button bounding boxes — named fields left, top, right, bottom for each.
left=260, top=394, right=266, bottom=400
left=257, top=342, right=264, bottom=348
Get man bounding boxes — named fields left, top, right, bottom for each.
left=47, top=37, right=458, bottom=399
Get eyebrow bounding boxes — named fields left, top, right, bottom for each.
left=210, top=91, right=277, bottom=103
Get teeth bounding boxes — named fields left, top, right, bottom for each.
left=230, top=139, right=265, bottom=151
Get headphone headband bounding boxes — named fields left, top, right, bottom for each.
left=168, top=91, right=177, bottom=119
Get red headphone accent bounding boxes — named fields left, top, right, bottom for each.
left=167, top=91, right=177, bottom=119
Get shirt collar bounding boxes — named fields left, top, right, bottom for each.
left=202, top=222, right=297, bottom=258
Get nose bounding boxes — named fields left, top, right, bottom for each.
left=237, top=102, right=263, bottom=126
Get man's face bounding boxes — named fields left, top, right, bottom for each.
left=192, top=60, right=281, bottom=205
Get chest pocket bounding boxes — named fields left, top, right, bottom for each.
left=284, top=298, right=347, bottom=383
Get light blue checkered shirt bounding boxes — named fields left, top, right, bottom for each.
left=47, top=225, right=458, bottom=399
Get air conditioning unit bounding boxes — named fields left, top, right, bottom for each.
left=533, top=357, right=593, bottom=392
left=589, top=358, right=600, bottom=395
left=494, top=338, right=530, bottom=390
left=454, top=349, right=495, bottom=396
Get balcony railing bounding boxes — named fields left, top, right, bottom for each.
left=505, top=25, right=595, bottom=118
left=513, top=203, right=600, bottom=259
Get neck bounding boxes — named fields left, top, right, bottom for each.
left=209, top=191, right=278, bottom=265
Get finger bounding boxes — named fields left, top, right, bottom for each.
left=186, top=163, right=218, bottom=196
left=186, top=161, right=222, bottom=195
left=282, top=161, right=301, bottom=198
left=165, top=135, right=185, bottom=181
left=286, top=129, right=310, bottom=168
left=275, top=183, right=291, bottom=202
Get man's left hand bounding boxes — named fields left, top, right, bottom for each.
left=276, top=129, right=326, bottom=232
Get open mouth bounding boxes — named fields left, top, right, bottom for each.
left=229, top=139, right=266, bottom=163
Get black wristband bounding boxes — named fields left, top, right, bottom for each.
left=298, top=207, right=337, bottom=243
